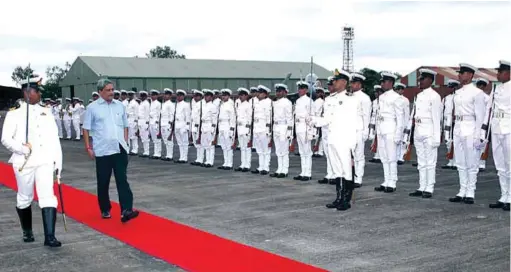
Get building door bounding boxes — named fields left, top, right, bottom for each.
left=70, top=85, right=75, bottom=98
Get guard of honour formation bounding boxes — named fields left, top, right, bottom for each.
left=2, top=60, right=509, bottom=249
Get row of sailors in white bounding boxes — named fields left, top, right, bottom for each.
left=46, top=97, right=85, bottom=140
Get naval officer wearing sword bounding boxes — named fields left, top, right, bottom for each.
left=1, top=76, right=63, bottom=247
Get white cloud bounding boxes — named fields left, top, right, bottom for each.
left=0, top=0, right=509, bottom=87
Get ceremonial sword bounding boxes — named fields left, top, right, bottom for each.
left=19, top=67, right=34, bottom=172
left=55, top=169, right=68, bottom=231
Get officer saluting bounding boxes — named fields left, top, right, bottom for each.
left=1, top=76, right=63, bottom=247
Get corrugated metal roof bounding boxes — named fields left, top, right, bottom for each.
left=421, top=66, right=498, bottom=82
left=77, top=56, right=332, bottom=79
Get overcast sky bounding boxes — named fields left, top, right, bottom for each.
left=0, top=0, right=509, bottom=87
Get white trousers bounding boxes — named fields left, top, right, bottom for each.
left=492, top=133, right=511, bottom=203
left=175, top=129, right=189, bottom=161
left=72, top=118, right=81, bottom=140
left=193, top=128, right=202, bottom=163
left=454, top=135, right=479, bottom=198
left=54, top=118, right=63, bottom=138
left=238, top=135, right=251, bottom=169
left=138, top=121, right=150, bottom=155
left=296, top=132, right=312, bottom=176
left=254, top=132, right=271, bottom=171
left=327, top=143, right=352, bottom=180
left=322, top=137, right=334, bottom=179
left=161, top=124, right=174, bottom=159
left=149, top=123, right=162, bottom=157
left=219, top=130, right=234, bottom=167
left=415, top=136, right=438, bottom=193
left=200, top=132, right=215, bottom=165
left=13, top=164, right=58, bottom=209
left=353, top=134, right=366, bottom=184
left=64, top=119, right=72, bottom=139
left=273, top=135, right=290, bottom=174
left=128, top=119, right=139, bottom=154
left=373, top=139, right=381, bottom=159
left=397, top=142, right=407, bottom=162
left=378, top=134, right=398, bottom=188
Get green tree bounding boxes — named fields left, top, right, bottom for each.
left=146, top=45, right=186, bottom=59
left=43, top=62, right=71, bottom=99
left=11, top=65, right=35, bottom=85
left=360, top=68, right=381, bottom=100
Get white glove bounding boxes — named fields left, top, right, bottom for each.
left=394, top=135, right=401, bottom=144
left=368, top=133, right=375, bottom=141
left=54, top=162, right=62, bottom=178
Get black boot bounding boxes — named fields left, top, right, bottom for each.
left=337, top=179, right=352, bottom=211
left=326, top=178, right=342, bottom=209
left=16, top=206, right=34, bottom=243
left=41, top=207, right=62, bottom=247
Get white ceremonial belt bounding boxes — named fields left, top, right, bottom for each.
left=455, top=115, right=475, bottom=121
left=494, top=111, right=510, bottom=119
left=274, top=121, right=287, bottom=125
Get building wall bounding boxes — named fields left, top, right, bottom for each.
left=61, top=83, right=96, bottom=104
left=60, top=58, right=100, bottom=87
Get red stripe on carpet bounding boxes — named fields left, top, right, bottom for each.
left=0, top=162, right=327, bottom=272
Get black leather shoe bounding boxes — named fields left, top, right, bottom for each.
left=503, top=204, right=510, bottom=211
left=441, top=165, right=452, bottom=169
left=16, top=206, right=34, bottom=243
left=139, top=154, right=149, bottom=158
left=251, top=169, right=260, bottom=174
left=384, top=187, right=396, bottom=193
left=300, top=176, right=311, bottom=181
left=204, top=164, right=213, bottom=168
left=121, top=209, right=139, bottom=223
left=41, top=208, right=61, bottom=247
left=422, top=192, right=433, bottom=198
left=353, top=183, right=361, bottom=188
left=489, top=201, right=505, bottom=209
left=234, top=167, right=243, bottom=172
left=449, top=196, right=463, bottom=203
left=409, top=190, right=423, bottom=197
left=270, top=173, right=279, bottom=177
left=397, top=161, right=404, bottom=165
left=101, top=211, right=111, bottom=219
left=241, top=168, right=250, bottom=172
left=224, top=167, right=233, bottom=170
left=326, top=178, right=342, bottom=209
left=463, top=197, right=474, bottom=204
left=293, top=175, right=303, bottom=180
left=328, top=179, right=336, bottom=185
left=412, top=163, right=418, bottom=167
left=217, top=166, right=226, bottom=170
left=374, top=185, right=385, bottom=192
left=129, top=152, right=137, bottom=156
left=277, top=173, right=288, bottom=178
left=479, top=168, right=485, bottom=172
left=260, top=170, right=268, bottom=175
left=190, top=161, right=200, bottom=165
left=318, top=178, right=329, bottom=184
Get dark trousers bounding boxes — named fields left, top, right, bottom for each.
left=95, top=145, right=133, bottom=213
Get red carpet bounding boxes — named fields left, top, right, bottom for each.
left=0, top=162, right=327, bottom=272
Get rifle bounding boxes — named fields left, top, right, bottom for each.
left=232, top=103, right=238, bottom=150
left=446, top=92, right=455, bottom=160
left=369, top=96, right=380, bottom=153
left=212, top=101, right=221, bottom=145
left=247, top=98, right=255, bottom=148
left=169, top=98, right=178, bottom=141
left=480, top=84, right=496, bottom=160
left=289, top=103, right=296, bottom=152
left=268, top=99, right=274, bottom=148
left=403, top=96, right=417, bottom=161
left=196, top=99, right=203, bottom=144
left=312, top=103, right=324, bottom=152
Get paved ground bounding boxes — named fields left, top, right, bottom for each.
left=0, top=114, right=509, bottom=272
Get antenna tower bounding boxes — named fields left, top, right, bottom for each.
left=342, top=26, right=355, bottom=73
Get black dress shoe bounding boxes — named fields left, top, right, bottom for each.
left=449, top=196, right=463, bottom=203
left=234, top=167, right=243, bottom=172
left=204, top=164, right=213, bottom=168
left=251, top=169, right=260, bottom=174
left=422, top=192, right=433, bottom=198
left=479, top=168, right=485, bottom=172
left=300, top=176, right=311, bottom=181
left=489, top=201, right=505, bottom=209
left=397, top=161, right=404, bottom=165
left=241, top=168, right=250, bottom=172
left=463, top=197, right=474, bottom=204
left=162, top=158, right=172, bottom=161
left=384, top=187, right=396, bottom=193
left=451, top=166, right=457, bottom=170
left=121, top=209, right=139, bottom=223
left=101, top=211, right=111, bottom=219
left=409, top=190, right=423, bottom=197
left=353, top=183, right=361, bottom=188
left=224, top=167, right=233, bottom=170
left=190, top=161, right=200, bottom=165
left=441, top=165, right=452, bottom=169
left=328, top=179, right=336, bottom=185
left=374, top=185, right=385, bottom=192
left=318, top=178, right=329, bottom=184
left=217, top=166, right=226, bottom=170
left=412, top=163, right=418, bottom=167
left=270, top=173, right=279, bottom=177
left=277, top=173, right=288, bottom=178
left=260, top=170, right=268, bottom=175
left=139, top=154, right=149, bottom=158
left=293, top=175, right=303, bottom=180
left=503, top=203, right=510, bottom=211
left=129, top=152, right=137, bottom=156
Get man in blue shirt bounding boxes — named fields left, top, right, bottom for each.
left=82, top=79, right=139, bottom=222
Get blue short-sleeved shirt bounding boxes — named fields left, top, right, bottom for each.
left=82, top=97, right=129, bottom=157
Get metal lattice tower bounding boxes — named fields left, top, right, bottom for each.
left=342, top=26, right=355, bottom=73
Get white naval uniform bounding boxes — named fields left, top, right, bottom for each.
left=312, top=91, right=357, bottom=180
left=218, top=101, right=236, bottom=167
left=294, top=95, right=316, bottom=177
left=137, top=99, right=151, bottom=156
left=353, top=89, right=372, bottom=185
left=481, top=81, right=511, bottom=203
left=249, top=97, right=259, bottom=151
left=127, top=99, right=139, bottom=153
left=479, top=92, right=491, bottom=169
left=174, top=100, right=191, bottom=162
left=272, top=97, right=293, bottom=174
left=1, top=103, right=62, bottom=209
left=149, top=99, right=162, bottom=157
left=443, top=93, right=455, bottom=166
left=410, top=87, right=442, bottom=193
left=370, top=99, right=381, bottom=160
left=200, top=101, right=219, bottom=165
left=375, top=89, right=405, bottom=189
left=253, top=97, right=272, bottom=172
left=63, top=104, right=73, bottom=139
left=161, top=100, right=176, bottom=159
left=122, top=99, right=129, bottom=108
left=313, top=97, right=325, bottom=156
left=397, top=95, right=410, bottom=162
left=236, top=100, right=253, bottom=169
left=52, top=104, right=63, bottom=138
left=71, top=103, right=82, bottom=140
left=191, top=99, right=205, bottom=163
left=453, top=83, right=486, bottom=199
